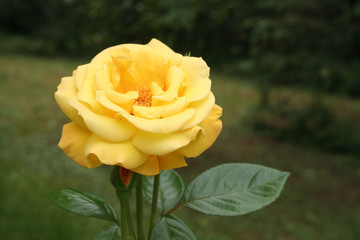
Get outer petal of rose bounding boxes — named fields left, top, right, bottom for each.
left=179, top=56, right=211, bottom=102
left=76, top=63, right=111, bottom=115
left=130, top=155, right=160, bottom=176
left=91, top=44, right=137, bottom=64
left=133, top=97, right=187, bottom=119
left=58, top=122, right=102, bottom=168
left=116, top=108, right=195, bottom=134
left=69, top=97, right=137, bottom=142
left=181, top=92, right=215, bottom=130
left=177, top=104, right=223, bottom=158
left=132, top=126, right=202, bottom=156
left=55, top=77, right=85, bottom=127
left=84, top=134, right=148, bottom=169
left=74, top=64, right=88, bottom=90
left=147, top=39, right=183, bottom=66
left=147, top=39, right=176, bottom=55
left=76, top=63, right=96, bottom=104
left=158, top=152, right=187, bottom=171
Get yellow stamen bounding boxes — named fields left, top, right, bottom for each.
left=134, top=87, right=152, bottom=107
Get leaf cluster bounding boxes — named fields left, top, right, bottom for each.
left=48, top=163, right=289, bottom=239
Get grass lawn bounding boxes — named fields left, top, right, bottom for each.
left=0, top=54, right=359, bottom=240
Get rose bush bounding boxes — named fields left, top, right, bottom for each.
left=55, top=39, right=222, bottom=176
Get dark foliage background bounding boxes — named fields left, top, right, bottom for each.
left=1, top=0, right=359, bottom=96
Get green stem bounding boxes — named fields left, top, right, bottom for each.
left=126, top=201, right=136, bottom=240
left=147, top=174, right=160, bottom=239
left=136, top=176, right=145, bottom=240
left=120, top=200, right=128, bottom=240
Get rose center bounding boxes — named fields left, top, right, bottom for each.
left=134, top=87, right=152, bottom=107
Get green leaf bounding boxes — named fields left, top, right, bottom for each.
left=93, top=225, right=121, bottom=240
left=151, top=215, right=196, bottom=240
left=183, top=163, right=290, bottom=216
left=143, top=170, right=184, bottom=213
left=48, top=188, right=118, bottom=223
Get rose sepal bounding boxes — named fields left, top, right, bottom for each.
left=110, top=166, right=137, bottom=191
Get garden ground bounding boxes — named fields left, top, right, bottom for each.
left=0, top=54, right=359, bottom=240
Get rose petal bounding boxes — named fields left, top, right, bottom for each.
left=54, top=77, right=85, bottom=127
left=58, top=122, right=101, bottom=168
left=105, top=90, right=138, bottom=113
left=132, top=126, right=202, bottom=156
left=133, top=97, right=187, bottom=119
left=116, top=108, right=196, bottom=134
left=69, top=98, right=137, bottom=142
left=74, top=64, right=87, bottom=90
left=76, top=63, right=111, bottom=115
left=124, top=45, right=169, bottom=89
left=152, top=66, right=184, bottom=106
left=84, top=134, right=148, bottom=169
left=147, top=39, right=176, bottom=55
left=55, top=76, right=77, bottom=116
left=177, top=104, right=222, bottom=157
left=96, top=90, right=132, bottom=114
left=76, top=63, right=97, bottom=103
left=130, top=155, right=160, bottom=176
left=91, top=44, right=134, bottom=64
left=92, top=42, right=182, bottom=94
left=181, top=92, right=215, bottom=130
left=94, top=63, right=114, bottom=91
left=94, top=44, right=169, bottom=91
left=146, top=39, right=183, bottom=66
left=179, top=56, right=211, bottom=102
left=111, top=55, right=141, bottom=92
left=158, top=152, right=187, bottom=171
left=112, top=63, right=121, bottom=90
left=151, top=81, right=165, bottom=96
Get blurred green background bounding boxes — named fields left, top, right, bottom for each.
left=0, top=0, right=359, bottom=239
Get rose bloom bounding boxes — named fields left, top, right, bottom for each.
left=55, top=39, right=222, bottom=176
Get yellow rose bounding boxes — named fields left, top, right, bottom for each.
left=55, top=39, right=222, bottom=176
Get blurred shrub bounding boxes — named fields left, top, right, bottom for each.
left=224, top=0, right=360, bottom=97
left=246, top=95, right=360, bottom=155
left=0, top=0, right=359, bottom=96
left=0, top=33, right=56, bottom=55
